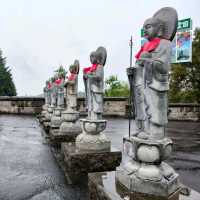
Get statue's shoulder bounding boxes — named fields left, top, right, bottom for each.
left=160, top=39, right=171, bottom=46
left=156, top=39, right=172, bottom=51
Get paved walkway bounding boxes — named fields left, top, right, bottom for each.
left=0, top=115, right=200, bottom=200
left=0, top=115, right=88, bottom=200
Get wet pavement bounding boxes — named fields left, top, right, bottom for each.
left=0, top=115, right=200, bottom=200
left=0, top=115, right=88, bottom=200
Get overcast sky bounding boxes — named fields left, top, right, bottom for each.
left=0, top=0, right=199, bottom=96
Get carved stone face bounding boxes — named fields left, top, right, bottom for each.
left=90, top=52, right=98, bottom=64
left=143, top=18, right=162, bottom=40
left=69, top=64, right=79, bottom=74
left=58, top=73, right=63, bottom=79
left=54, top=74, right=59, bottom=80
left=69, top=65, right=75, bottom=73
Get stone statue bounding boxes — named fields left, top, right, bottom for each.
left=76, top=47, right=110, bottom=151
left=55, top=73, right=65, bottom=108
left=129, top=8, right=178, bottom=140
left=44, top=78, right=54, bottom=124
left=59, top=59, right=82, bottom=140
left=116, top=7, right=180, bottom=197
left=51, top=76, right=57, bottom=107
left=43, top=81, right=48, bottom=106
left=83, top=47, right=107, bottom=120
left=65, top=60, right=79, bottom=111
left=46, top=80, right=51, bottom=106
left=40, top=81, right=50, bottom=121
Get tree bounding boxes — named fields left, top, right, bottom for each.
left=105, top=75, right=129, bottom=97
left=0, top=50, right=17, bottom=96
left=169, top=28, right=200, bottom=103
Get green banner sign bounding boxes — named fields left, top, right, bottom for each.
left=177, top=18, right=192, bottom=31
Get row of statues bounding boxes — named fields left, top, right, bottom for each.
left=41, top=47, right=109, bottom=151
left=42, top=6, right=178, bottom=145
left=43, top=7, right=177, bottom=142
left=43, top=47, right=107, bottom=123
left=41, top=6, right=180, bottom=197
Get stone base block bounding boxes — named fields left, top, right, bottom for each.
left=39, top=116, right=46, bottom=123
left=43, top=121, right=50, bottom=133
left=50, top=117, right=62, bottom=129
left=62, top=142, right=121, bottom=184
left=76, top=132, right=111, bottom=151
left=59, top=121, right=82, bottom=136
left=49, top=128, right=79, bottom=148
left=88, top=171, right=199, bottom=200
left=116, top=161, right=180, bottom=197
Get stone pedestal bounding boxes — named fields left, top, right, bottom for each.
left=50, top=107, right=63, bottom=129
left=76, top=119, right=110, bottom=151
left=50, top=128, right=80, bottom=149
left=42, top=104, right=48, bottom=116
left=62, top=142, right=121, bottom=184
left=88, top=171, right=197, bottom=200
left=59, top=110, right=82, bottom=137
left=116, top=136, right=180, bottom=197
left=50, top=110, right=82, bottom=146
left=43, top=105, right=54, bottom=133
left=39, top=104, right=48, bottom=123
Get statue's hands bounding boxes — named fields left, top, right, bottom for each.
left=137, top=52, right=152, bottom=66
left=83, top=73, right=88, bottom=79
left=141, top=52, right=151, bottom=58
left=84, top=72, right=94, bottom=79
left=87, top=73, right=94, bottom=78
left=64, top=80, right=68, bottom=87
left=137, top=58, right=147, bottom=66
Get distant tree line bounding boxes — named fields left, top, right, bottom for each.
left=104, top=75, right=129, bottom=97
left=0, top=50, right=17, bottom=96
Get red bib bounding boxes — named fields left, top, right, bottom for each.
left=48, top=83, right=52, bottom=89
left=135, top=38, right=161, bottom=59
left=55, top=78, right=63, bottom=85
left=67, top=73, right=76, bottom=81
left=83, top=64, right=98, bottom=74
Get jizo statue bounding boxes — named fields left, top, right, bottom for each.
left=46, top=80, right=51, bottom=105
left=50, top=77, right=57, bottom=107
left=83, top=47, right=107, bottom=120
left=43, top=81, right=48, bottom=105
left=65, top=60, right=80, bottom=111
left=55, top=73, right=65, bottom=108
left=129, top=7, right=178, bottom=140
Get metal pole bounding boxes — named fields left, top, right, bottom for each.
left=128, top=36, right=133, bottom=138
left=130, top=36, right=133, bottom=68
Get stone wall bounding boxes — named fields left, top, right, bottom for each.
left=168, top=103, right=200, bottom=121
left=0, top=96, right=199, bottom=120
left=0, top=96, right=44, bottom=115
left=77, top=97, right=128, bottom=117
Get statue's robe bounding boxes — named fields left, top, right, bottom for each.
left=65, top=73, right=78, bottom=111
left=134, top=38, right=172, bottom=126
left=144, top=39, right=171, bottom=125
